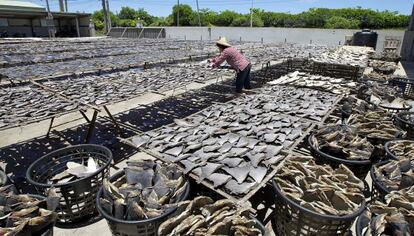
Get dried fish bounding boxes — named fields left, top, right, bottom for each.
left=224, top=180, right=256, bottom=195
left=311, top=45, right=373, bottom=67
left=311, top=125, right=374, bottom=160
left=100, top=160, right=187, bottom=221
left=269, top=71, right=356, bottom=94
left=348, top=111, right=405, bottom=141
left=374, top=160, right=414, bottom=192
left=387, top=141, right=414, bottom=160
left=361, top=187, right=414, bottom=235
left=274, top=156, right=365, bottom=216
left=222, top=163, right=251, bottom=184
left=158, top=196, right=262, bottom=236
left=47, top=158, right=99, bottom=184
left=207, top=173, right=232, bottom=188
left=0, top=84, right=80, bottom=129
left=0, top=185, right=58, bottom=235
left=249, top=166, right=267, bottom=183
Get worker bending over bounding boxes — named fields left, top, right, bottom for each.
left=211, top=37, right=252, bottom=94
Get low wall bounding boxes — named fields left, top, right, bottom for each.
left=164, top=27, right=405, bottom=52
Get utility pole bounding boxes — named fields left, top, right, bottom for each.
left=101, top=0, right=111, bottom=33
left=101, top=0, right=108, bottom=33
left=59, top=0, right=64, bottom=12
left=196, top=0, right=201, bottom=27
left=250, top=0, right=253, bottom=27
left=177, top=0, right=180, bottom=27
left=65, top=0, right=68, bottom=12
left=105, top=0, right=111, bottom=30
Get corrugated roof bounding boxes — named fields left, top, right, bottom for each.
left=0, top=0, right=45, bottom=12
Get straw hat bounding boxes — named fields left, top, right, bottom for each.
left=216, top=37, right=232, bottom=47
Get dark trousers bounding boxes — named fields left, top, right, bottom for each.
left=235, top=65, right=251, bottom=93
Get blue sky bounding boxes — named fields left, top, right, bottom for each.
left=30, top=0, right=414, bottom=16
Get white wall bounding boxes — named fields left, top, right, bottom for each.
left=165, top=27, right=405, bottom=52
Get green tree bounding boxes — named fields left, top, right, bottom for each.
left=136, top=8, right=155, bottom=26
left=94, top=6, right=409, bottom=29
left=214, top=10, right=240, bottom=26
left=118, top=6, right=136, bottom=19
left=325, top=16, right=360, bottom=29
left=117, top=7, right=154, bottom=26
left=170, top=4, right=194, bottom=26
left=231, top=16, right=248, bottom=26
left=150, top=16, right=173, bottom=26
left=92, top=10, right=119, bottom=30
left=118, top=19, right=137, bottom=27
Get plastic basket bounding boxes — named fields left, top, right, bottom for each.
left=252, top=216, right=267, bottom=235
left=26, top=144, right=113, bottom=226
left=384, top=140, right=414, bottom=160
left=389, top=78, right=414, bottom=100
left=308, top=133, right=372, bottom=180
left=96, top=170, right=190, bottom=236
left=355, top=210, right=370, bottom=236
left=370, top=161, right=391, bottom=202
left=378, top=102, right=412, bottom=114
left=395, top=112, right=414, bottom=139
left=272, top=179, right=365, bottom=236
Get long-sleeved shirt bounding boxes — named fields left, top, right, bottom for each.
left=212, top=47, right=250, bottom=73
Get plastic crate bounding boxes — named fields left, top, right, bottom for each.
left=272, top=179, right=365, bottom=236
left=96, top=170, right=190, bottom=236
left=26, top=144, right=113, bottom=226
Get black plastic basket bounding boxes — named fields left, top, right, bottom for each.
left=370, top=161, right=391, bottom=202
left=96, top=170, right=190, bottom=236
left=26, top=144, right=113, bottom=227
left=395, top=112, right=414, bottom=140
left=355, top=210, right=370, bottom=236
left=272, top=179, right=365, bottom=236
left=308, top=133, right=372, bottom=180
left=378, top=102, right=412, bottom=114
left=252, top=216, right=267, bottom=235
left=384, top=140, right=414, bottom=160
